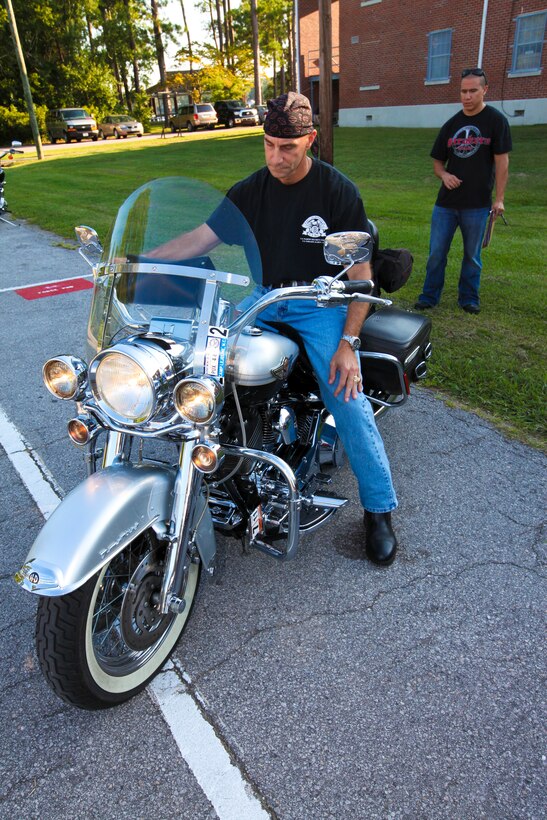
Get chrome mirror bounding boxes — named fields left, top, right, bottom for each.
left=323, top=231, right=372, bottom=267
left=75, top=225, right=103, bottom=268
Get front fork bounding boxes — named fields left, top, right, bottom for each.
left=159, top=441, right=202, bottom=614
left=100, top=431, right=202, bottom=615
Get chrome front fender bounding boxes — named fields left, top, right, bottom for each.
left=14, top=462, right=215, bottom=596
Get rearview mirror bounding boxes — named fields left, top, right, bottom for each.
left=323, top=231, right=371, bottom=267
left=75, top=225, right=103, bottom=268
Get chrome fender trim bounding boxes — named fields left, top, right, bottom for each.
left=14, top=463, right=215, bottom=596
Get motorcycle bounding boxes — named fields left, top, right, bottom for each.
left=0, top=141, right=24, bottom=226
left=15, top=177, right=432, bottom=709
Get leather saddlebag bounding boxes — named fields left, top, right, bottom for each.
left=359, top=307, right=432, bottom=395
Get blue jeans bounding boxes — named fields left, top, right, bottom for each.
left=418, top=205, right=490, bottom=307
left=254, top=296, right=398, bottom=513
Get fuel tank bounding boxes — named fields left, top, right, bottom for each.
left=227, top=326, right=299, bottom=386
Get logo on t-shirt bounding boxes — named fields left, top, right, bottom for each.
left=301, top=215, right=328, bottom=242
left=448, top=126, right=492, bottom=158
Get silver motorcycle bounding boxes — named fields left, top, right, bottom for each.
left=15, top=177, right=432, bottom=709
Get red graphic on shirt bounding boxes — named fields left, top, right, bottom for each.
left=448, top=126, right=491, bottom=158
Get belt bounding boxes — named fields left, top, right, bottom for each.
left=278, top=280, right=311, bottom=288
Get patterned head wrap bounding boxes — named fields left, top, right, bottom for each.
left=264, top=92, right=314, bottom=138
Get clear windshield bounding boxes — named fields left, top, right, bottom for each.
left=87, top=177, right=262, bottom=364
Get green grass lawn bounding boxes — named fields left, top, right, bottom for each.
left=6, top=125, right=547, bottom=450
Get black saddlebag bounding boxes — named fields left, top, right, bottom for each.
left=359, top=307, right=432, bottom=397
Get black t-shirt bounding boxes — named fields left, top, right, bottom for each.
left=431, top=105, right=512, bottom=209
left=217, top=160, right=368, bottom=287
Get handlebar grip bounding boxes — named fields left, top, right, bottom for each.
left=340, top=279, right=374, bottom=295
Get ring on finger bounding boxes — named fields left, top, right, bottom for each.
left=352, top=374, right=361, bottom=383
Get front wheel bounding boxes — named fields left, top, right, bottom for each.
left=35, top=530, right=200, bottom=709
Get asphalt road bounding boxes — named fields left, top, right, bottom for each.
left=0, top=219, right=545, bottom=819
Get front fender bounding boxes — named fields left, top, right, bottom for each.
left=15, top=462, right=215, bottom=596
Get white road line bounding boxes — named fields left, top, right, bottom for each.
left=150, top=662, right=269, bottom=820
left=0, top=403, right=270, bottom=820
left=0, top=273, right=92, bottom=294
left=0, top=405, right=62, bottom=519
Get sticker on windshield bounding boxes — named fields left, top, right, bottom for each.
left=205, top=327, right=228, bottom=378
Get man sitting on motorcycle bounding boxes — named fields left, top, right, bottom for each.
left=150, top=92, right=399, bottom=566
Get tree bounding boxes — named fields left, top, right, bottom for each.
left=0, top=0, right=162, bottom=121
left=231, top=0, right=294, bottom=98
left=178, top=0, right=194, bottom=71
left=250, top=0, right=261, bottom=105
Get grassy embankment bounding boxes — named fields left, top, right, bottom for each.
left=6, top=125, right=547, bottom=449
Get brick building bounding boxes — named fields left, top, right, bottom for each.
left=298, top=0, right=547, bottom=126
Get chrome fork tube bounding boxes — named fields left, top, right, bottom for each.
left=102, top=431, right=131, bottom=467
left=159, top=442, right=202, bottom=614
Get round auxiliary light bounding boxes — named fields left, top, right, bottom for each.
left=43, top=356, right=87, bottom=400
left=191, top=443, right=222, bottom=474
left=67, top=416, right=96, bottom=446
left=93, top=352, right=154, bottom=424
left=174, top=378, right=224, bottom=425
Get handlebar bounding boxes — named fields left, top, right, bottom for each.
left=229, top=276, right=391, bottom=334
left=0, top=148, right=24, bottom=160
left=336, top=279, right=375, bottom=295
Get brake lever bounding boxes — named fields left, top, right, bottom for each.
left=313, top=277, right=391, bottom=308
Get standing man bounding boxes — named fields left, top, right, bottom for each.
left=415, top=68, right=512, bottom=314
left=150, top=92, right=399, bottom=566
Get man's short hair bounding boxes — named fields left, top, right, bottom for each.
left=461, top=67, right=488, bottom=85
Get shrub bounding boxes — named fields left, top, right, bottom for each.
left=0, top=104, right=47, bottom=145
left=131, top=91, right=152, bottom=132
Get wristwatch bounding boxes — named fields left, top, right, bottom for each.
left=341, top=334, right=361, bottom=351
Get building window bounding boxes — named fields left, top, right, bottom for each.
left=426, top=29, right=452, bottom=82
left=511, top=11, right=547, bottom=73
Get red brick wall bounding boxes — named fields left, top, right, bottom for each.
left=299, top=0, right=546, bottom=110
left=299, top=0, right=340, bottom=100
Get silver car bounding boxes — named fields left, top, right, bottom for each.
left=98, top=115, right=144, bottom=139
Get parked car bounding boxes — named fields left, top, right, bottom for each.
left=214, top=100, right=259, bottom=128
left=98, top=115, right=143, bottom=139
left=169, top=103, right=218, bottom=132
left=46, top=108, right=99, bottom=143
left=255, top=104, right=267, bottom=124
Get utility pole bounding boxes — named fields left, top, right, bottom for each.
left=318, top=0, right=333, bottom=164
left=250, top=0, right=262, bottom=105
left=4, top=0, right=43, bottom=158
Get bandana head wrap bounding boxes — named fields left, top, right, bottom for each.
left=263, top=92, right=314, bottom=138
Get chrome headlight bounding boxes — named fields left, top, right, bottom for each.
left=93, top=353, right=153, bottom=423
left=174, top=377, right=224, bottom=425
left=89, top=339, right=184, bottom=426
left=43, top=356, right=88, bottom=400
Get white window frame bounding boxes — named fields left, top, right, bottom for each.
left=510, top=10, right=547, bottom=75
left=426, top=28, right=452, bottom=83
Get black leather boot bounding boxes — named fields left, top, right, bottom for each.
left=363, top=511, right=398, bottom=566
